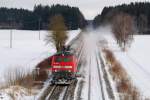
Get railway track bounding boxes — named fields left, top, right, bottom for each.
left=37, top=32, right=84, bottom=100
left=95, top=50, right=105, bottom=100
left=46, top=85, right=69, bottom=100
left=62, top=80, right=77, bottom=100
left=97, top=49, right=115, bottom=100
left=86, top=47, right=114, bottom=100
left=88, top=57, right=92, bottom=100
left=45, top=85, right=57, bottom=100
left=44, top=79, right=77, bottom=100
left=87, top=50, right=105, bottom=100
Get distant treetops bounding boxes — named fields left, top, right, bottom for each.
left=93, top=2, right=150, bottom=34
left=0, top=4, right=87, bottom=30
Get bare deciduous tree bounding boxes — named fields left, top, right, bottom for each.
left=46, top=15, right=68, bottom=52
left=112, top=13, right=135, bottom=51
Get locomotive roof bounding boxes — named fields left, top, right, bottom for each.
left=54, top=51, right=73, bottom=56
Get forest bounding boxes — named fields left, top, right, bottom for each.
left=93, top=2, right=150, bottom=34
left=0, top=4, right=87, bottom=30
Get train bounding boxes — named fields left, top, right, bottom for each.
left=48, top=46, right=78, bottom=85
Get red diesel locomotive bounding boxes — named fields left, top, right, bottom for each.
left=49, top=50, right=78, bottom=84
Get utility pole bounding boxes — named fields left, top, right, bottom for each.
left=10, top=29, right=12, bottom=48
left=38, top=18, right=41, bottom=40
left=9, top=18, right=13, bottom=48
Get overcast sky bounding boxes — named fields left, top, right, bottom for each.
left=0, top=0, right=149, bottom=19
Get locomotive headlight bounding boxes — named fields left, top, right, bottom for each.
left=55, top=70, right=58, bottom=72
left=53, top=66, right=61, bottom=68
left=64, top=66, right=72, bottom=68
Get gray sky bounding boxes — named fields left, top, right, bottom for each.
left=0, top=0, right=149, bottom=19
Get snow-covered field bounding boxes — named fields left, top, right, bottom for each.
left=0, top=29, right=80, bottom=84
left=1, top=27, right=150, bottom=99
left=101, top=28, right=150, bottom=98
left=114, top=35, right=150, bottom=98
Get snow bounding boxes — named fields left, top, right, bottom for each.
left=101, top=27, right=150, bottom=98
left=36, top=79, right=52, bottom=100
left=58, top=86, right=68, bottom=100
left=100, top=49, right=119, bottom=100
left=0, top=29, right=80, bottom=85
left=66, top=30, right=81, bottom=45
left=0, top=92, right=12, bottom=100
left=115, top=35, right=150, bottom=98
left=128, top=35, right=150, bottom=75
left=0, top=85, right=38, bottom=100
left=0, top=30, right=53, bottom=85
left=90, top=52, right=102, bottom=100
left=0, top=29, right=80, bottom=100
left=2, top=27, right=150, bottom=99
left=79, top=32, right=110, bottom=100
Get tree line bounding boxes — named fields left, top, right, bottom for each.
left=93, top=2, right=150, bottom=34
left=0, top=4, right=87, bottom=30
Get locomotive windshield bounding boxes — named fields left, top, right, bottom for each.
left=55, top=56, right=72, bottom=62
left=55, top=57, right=62, bottom=62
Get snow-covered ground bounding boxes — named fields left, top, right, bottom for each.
left=2, top=27, right=150, bottom=99
left=100, top=26, right=150, bottom=98
left=0, top=29, right=80, bottom=84
left=79, top=33, right=110, bottom=100
left=114, top=35, right=150, bottom=99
